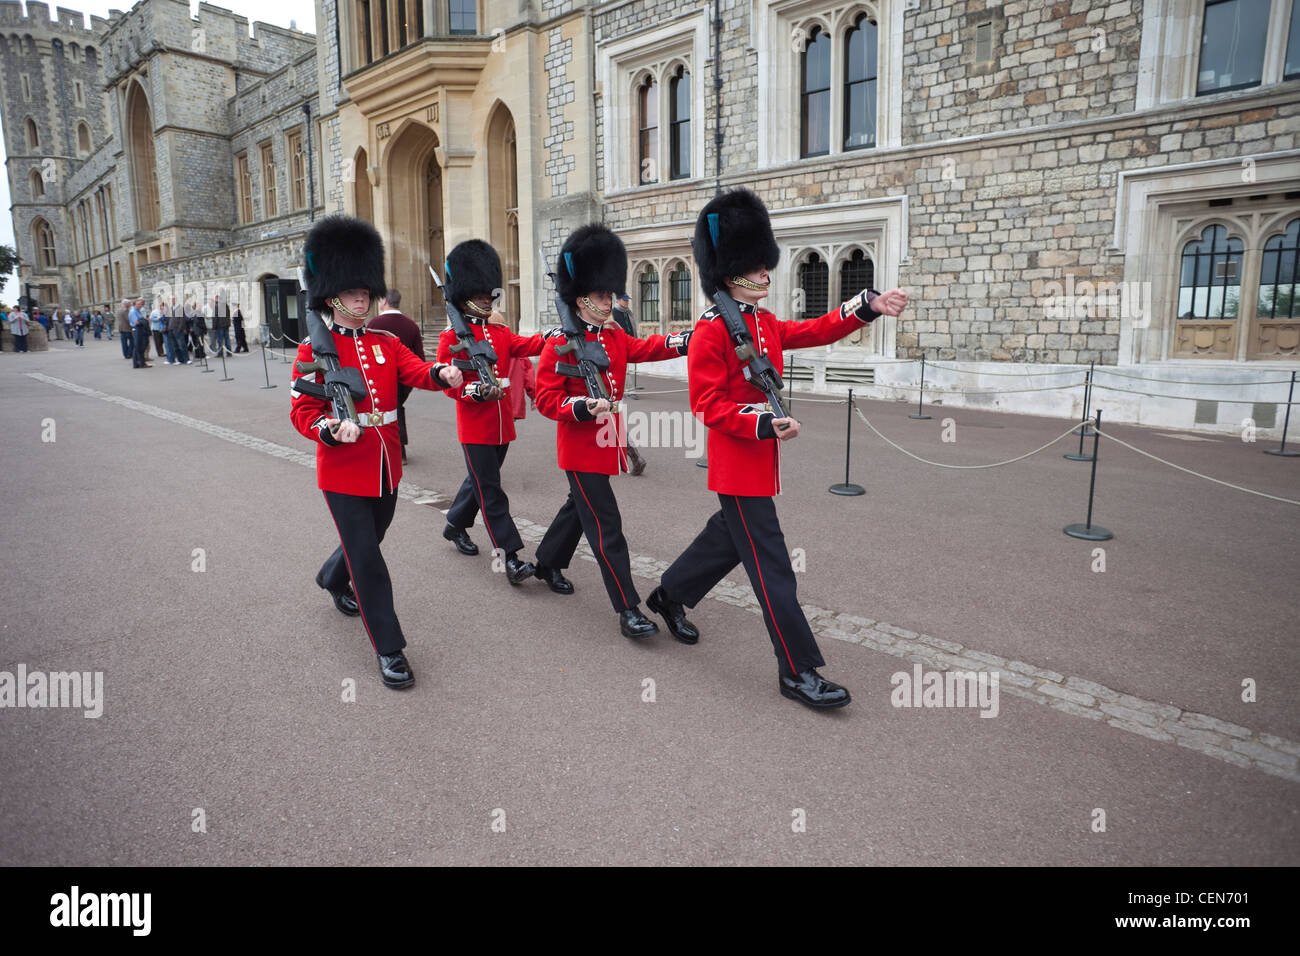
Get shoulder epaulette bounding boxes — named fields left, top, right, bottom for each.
left=544, top=326, right=566, bottom=339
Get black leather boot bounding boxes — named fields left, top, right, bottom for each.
left=534, top=562, right=574, bottom=594
left=377, top=651, right=415, bottom=689
left=646, top=586, right=698, bottom=644
left=619, top=607, right=659, bottom=639
left=443, top=523, right=479, bottom=556
left=779, top=668, right=851, bottom=709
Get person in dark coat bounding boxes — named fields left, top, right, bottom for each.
left=368, top=289, right=425, bottom=463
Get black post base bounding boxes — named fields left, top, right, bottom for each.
left=259, top=383, right=278, bottom=389
left=908, top=413, right=932, bottom=420
left=696, top=458, right=708, bottom=468
left=829, top=483, right=866, bottom=496
left=1064, top=523, right=1113, bottom=541
left=1264, top=448, right=1300, bottom=457
left=1063, top=452, right=1095, bottom=461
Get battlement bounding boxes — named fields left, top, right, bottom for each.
left=98, top=0, right=313, bottom=77
left=0, top=1, right=115, bottom=37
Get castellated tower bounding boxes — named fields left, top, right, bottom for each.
left=0, top=0, right=315, bottom=313
left=0, top=1, right=115, bottom=308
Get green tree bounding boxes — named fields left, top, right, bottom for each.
left=0, top=244, right=18, bottom=283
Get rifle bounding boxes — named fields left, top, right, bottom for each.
left=692, top=239, right=789, bottom=426
left=428, top=264, right=501, bottom=391
left=291, top=267, right=366, bottom=425
left=542, top=250, right=616, bottom=410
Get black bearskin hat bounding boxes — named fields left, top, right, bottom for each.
left=302, top=215, right=386, bottom=310
left=555, top=225, right=627, bottom=307
left=694, top=188, right=781, bottom=296
left=445, top=240, right=502, bottom=305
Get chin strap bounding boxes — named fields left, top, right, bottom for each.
left=579, top=295, right=612, bottom=318
left=329, top=295, right=368, bottom=319
left=728, top=275, right=769, bottom=292
left=462, top=299, right=493, bottom=318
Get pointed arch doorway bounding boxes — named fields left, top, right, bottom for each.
left=385, top=123, right=445, bottom=327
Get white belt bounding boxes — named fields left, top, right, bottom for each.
left=357, top=409, right=398, bottom=427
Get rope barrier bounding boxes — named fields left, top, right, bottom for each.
left=882, top=381, right=1085, bottom=397
left=923, top=362, right=1082, bottom=377
left=853, top=404, right=1083, bottom=469
left=1096, top=430, right=1300, bottom=506
left=1090, top=380, right=1300, bottom=405
left=1093, top=367, right=1295, bottom=387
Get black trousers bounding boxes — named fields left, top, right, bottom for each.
left=396, top=385, right=412, bottom=447
left=661, top=494, right=824, bottom=675
left=132, top=326, right=150, bottom=366
left=446, top=443, right=524, bottom=557
left=537, top=471, right=639, bottom=612
left=319, top=489, right=404, bottom=655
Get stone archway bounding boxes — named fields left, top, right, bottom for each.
left=384, top=122, right=444, bottom=325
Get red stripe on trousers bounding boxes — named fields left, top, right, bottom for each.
left=732, top=495, right=798, bottom=674
left=463, top=445, right=501, bottom=553
left=573, top=472, right=630, bottom=608
left=323, top=492, right=378, bottom=652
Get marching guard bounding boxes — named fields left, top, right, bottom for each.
left=436, top=240, right=546, bottom=584
left=646, top=189, right=909, bottom=709
left=532, top=225, right=691, bottom=638
left=290, top=215, right=463, bottom=689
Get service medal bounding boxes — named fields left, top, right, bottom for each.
left=372, top=344, right=385, bottom=364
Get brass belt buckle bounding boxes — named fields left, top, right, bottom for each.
left=369, top=412, right=383, bottom=426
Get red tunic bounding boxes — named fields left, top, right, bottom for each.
left=436, top=321, right=546, bottom=445
left=534, top=323, right=686, bottom=476
left=690, top=302, right=873, bottom=496
left=290, top=325, right=446, bottom=496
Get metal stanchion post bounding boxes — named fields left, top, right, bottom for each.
left=1072, top=361, right=1094, bottom=436
left=787, top=357, right=794, bottom=415
left=219, top=347, right=233, bottom=382
left=829, top=388, right=866, bottom=496
left=1265, top=370, right=1300, bottom=458
left=909, top=354, right=931, bottom=420
left=1064, top=409, right=1112, bottom=541
left=1065, top=366, right=1095, bottom=461
left=259, top=341, right=278, bottom=389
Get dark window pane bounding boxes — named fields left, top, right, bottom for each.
left=670, top=72, right=691, bottom=179
left=803, top=28, right=830, bottom=91
left=673, top=72, right=690, bottom=119
left=844, top=78, right=876, bottom=150
left=450, top=0, right=476, bottom=35
left=1197, top=0, right=1269, bottom=94
left=639, top=268, right=660, bottom=329
left=802, top=90, right=830, bottom=156
left=840, top=249, right=874, bottom=295
left=671, top=119, right=690, bottom=178
left=799, top=254, right=828, bottom=318
left=1287, top=0, right=1300, bottom=78
left=670, top=266, right=692, bottom=326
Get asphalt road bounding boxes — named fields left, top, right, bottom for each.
left=1, top=337, right=1296, bottom=865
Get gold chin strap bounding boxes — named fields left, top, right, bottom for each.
left=579, top=295, right=612, bottom=317
left=329, top=295, right=368, bottom=319
left=729, top=275, right=769, bottom=292
left=462, top=299, right=492, bottom=318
